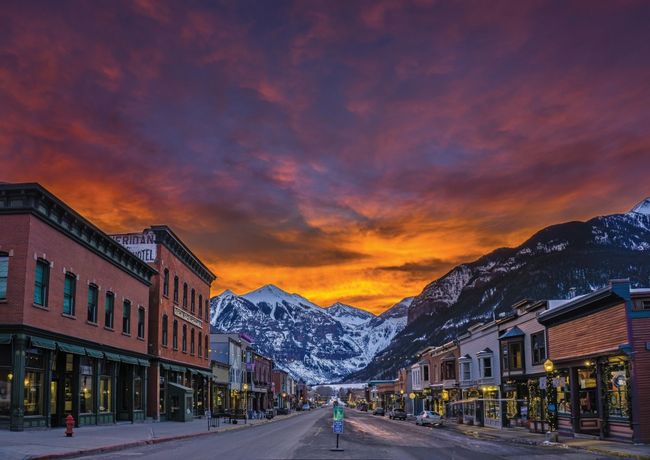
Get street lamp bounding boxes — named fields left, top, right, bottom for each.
left=400, top=389, right=405, bottom=409
left=543, top=359, right=554, bottom=373
left=543, top=359, right=558, bottom=435
left=243, top=383, right=249, bottom=416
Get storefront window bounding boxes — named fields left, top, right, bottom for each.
left=578, top=367, right=597, bottom=416
left=607, top=359, right=629, bottom=419
left=25, top=349, right=44, bottom=416
left=134, top=368, right=143, bottom=410
left=555, top=370, right=571, bottom=415
left=99, top=360, right=112, bottom=413
left=79, top=357, right=94, bottom=414
left=159, top=374, right=166, bottom=413
left=0, top=367, right=12, bottom=416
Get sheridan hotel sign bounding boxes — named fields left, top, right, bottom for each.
left=174, top=306, right=203, bottom=328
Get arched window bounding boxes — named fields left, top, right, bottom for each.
left=162, top=314, right=168, bottom=346
left=191, top=289, right=195, bottom=313
left=173, top=276, right=179, bottom=303
left=0, top=252, right=8, bottom=300
left=198, top=294, right=203, bottom=319
left=182, top=324, right=187, bottom=352
left=173, top=320, right=178, bottom=349
left=190, top=328, right=195, bottom=355
left=205, top=299, right=209, bottom=321
left=205, top=335, right=209, bottom=359
left=198, top=332, right=202, bottom=357
left=182, top=283, right=188, bottom=308
left=137, top=307, right=145, bottom=339
left=163, top=269, right=169, bottom=297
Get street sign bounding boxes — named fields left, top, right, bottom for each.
left=333, top=420, right=344, bottom=434
left=333, top=406, right=344, bottom=421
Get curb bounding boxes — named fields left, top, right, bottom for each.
left=28, top=412, right=305, bottom=460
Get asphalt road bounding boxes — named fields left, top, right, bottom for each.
left=79, top=408, right=613, bottom=460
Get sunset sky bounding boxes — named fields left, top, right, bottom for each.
left=2, top=0, right=649, bottom=314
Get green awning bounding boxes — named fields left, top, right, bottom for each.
left=189, top=368, right=198, bottom=375
left=160, top=363, right=171, bottom=370
left=104, top=352, right=122, bottom=362
left=120, top=355, right=139, bottom=365
left=57, top=342, right=85, bottom=355
left=85, top=348, right=104, bottom=359
left=138, top=359, right=150, bottom=367
left=170, top=365, right=186, bottom=373
left=199, top=370, right=212, bottom=378
left=0, top=334, right=13, bottom=345
left=30, top=336, right=56, bottom=350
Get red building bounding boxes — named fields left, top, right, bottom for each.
left=0, top=183, right=156, bottom=431
left=539, top=280, right=650, bottom=443
left=111, top=227, right=215, bottom=421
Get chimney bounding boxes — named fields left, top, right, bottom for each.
left=567, top=287, right=577, bottom=299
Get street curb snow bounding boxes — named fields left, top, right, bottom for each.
left=27, top=412, right=305, bottom=460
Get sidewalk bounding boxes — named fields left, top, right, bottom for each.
left=445, top=419, right=650, bottom=459
left=0, top=412, right=304, bottom=460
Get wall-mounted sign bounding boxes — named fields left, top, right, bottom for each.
left=111, top=231, right=157, bottom=263
left=174, top=306, right=203, bottom=328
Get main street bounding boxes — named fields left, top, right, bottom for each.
left=81, top=408, right=613, bottom=460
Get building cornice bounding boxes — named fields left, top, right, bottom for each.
left=149, top=225, right=216, bottom=285
left=0, top=183, right=156, bottom=285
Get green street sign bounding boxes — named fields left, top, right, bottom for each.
left=333, top=406, right=344, bottom=421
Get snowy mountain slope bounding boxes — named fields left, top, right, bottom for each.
left=349, top=200, right=650, bottom=381
left=210, top=286, right=411, bottom=383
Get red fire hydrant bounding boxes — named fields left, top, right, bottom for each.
left=65, top=414, right=74, bottom=437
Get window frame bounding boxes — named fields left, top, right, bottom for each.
left=122, top=300, right=131, bottom=335
left=182, top=283, right=188, bottom=309
left=104, top=291, right=114, bottom=329
left=87, top=284, right=99, bottom=324
left=172, top=320, right=178, bottom=350
left=137, top=306, right=145, bottom=339
left=190, top=328, right=195, bottom=355
left=163, top=269, right=169, bottom=298
left=0, top=252, right=8, bottom=300
left=162, top=314, right=168, bottom=346
left=63, top=272, right=76, bottom=316
left=173, top=276, right=179, bottom=303
left=182, top=324, right=187, bottom=353
left=34, top=258, right=50, bottom=307
left=191, top=288, right=195, bottom=314
left=530, top=331, right=547, bottom=366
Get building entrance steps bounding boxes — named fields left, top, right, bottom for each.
left=0, top=411, right=305, bottom=460
left=444, top=418, right=650, bottom=459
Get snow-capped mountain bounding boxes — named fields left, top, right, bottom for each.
left=349, top=199, right=650, bottom=381
left=210, top=286, right=412, bottom=383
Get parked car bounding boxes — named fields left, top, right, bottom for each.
left=388, top=408, right=407, bottom=420
left=415, top=410, right=444, bottom=426
left=302, top=403, right=311, bottom=411
left=372, top=407, right=385, bottom=416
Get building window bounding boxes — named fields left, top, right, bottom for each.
left=162, top=314, right=168, bottom=346
left=122, top=300, right=131, bottom=334
left=79, top=356, right=94, bottom=414
left=198, top=332, right=202, bottom=357
left=24, top=348, right=45, bottom=416
left=502, top=341, right=523, bottom=371
left=87, top=284, right=98, bottom=323
left=182, top=283, right=188, bottom=309
left=205, top=299, right=209, bottom=321
left=63, top=272, right=76, bottom=315
left=191, top=289, right=195, bottom=313
left=163, top=269, right=169, bottom=297
left=205, top=336, right=208, bottom=359
left=190, top=328, right=195, bottom=355
left=422, top=365, right=429, bottom=382
left=531, top=332, right=546, bottom=365
left=34, top=258, right=49, bottom=307
left=480, top=357, right=492, bottom=378
left=198, top=295, right=203, bottom=319
left=99, top=360, right=112, bottom=413
left=134, top=367, right=143, bottom=410
left=173, top=320, right=178, bottom=349
left=173, top=276, right=179, bottom=303
left=460, top=361, right=471, bottom=381
left=137, top=307, right=145, bottom=339
left=607, top=359, right=630, bottom=419
left=182, top=325, right=187, bottom=352
left=105, top=292, right=114, bottom=329
left=0, top=252, right=8, bottom=300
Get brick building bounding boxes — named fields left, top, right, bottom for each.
left=112, top=227, right=216, bottom=421
left=0, top=183, right=156, bottom=431
left=538, top=280, right=650, bottom=443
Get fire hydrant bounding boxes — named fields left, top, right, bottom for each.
left=65, top=414, right=74, bottom=437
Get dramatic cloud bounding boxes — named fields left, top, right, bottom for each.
left=1, top=0, right=649, bottom=312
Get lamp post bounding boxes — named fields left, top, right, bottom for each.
left=400, top=389, right=405, bottom=409
left=543, top=359, right=558, bottom=437
left=243, top=383, right=249, bottom=418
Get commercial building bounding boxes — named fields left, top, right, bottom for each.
left=538, top=280, right=650, bottom=443
left=420, top=341, right=459, bottom=415
left=0, top=183, right=156, bottom=431
left=210, top=332, right=250, bottom=413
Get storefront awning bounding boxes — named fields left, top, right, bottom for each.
left=197, top=370, right=212, bottom=378
left=30, top=336, right=56, bottom=349
left=104, top=352, right=121, bottom=362
left=0, top=334, right=13, bottom=345
left=138, top=359, right=150, bottom=367
left=85, top=348, right=104, bottom=359
left=57, top=342, right=85, bottom=355
left=160, top=363, right=171, bottom=370
left=170, top=365, right=187, bottom=373
left=120, top=355, right=139, bottom=365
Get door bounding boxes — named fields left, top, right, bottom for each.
left=50, top=380, right=58, bottom=427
